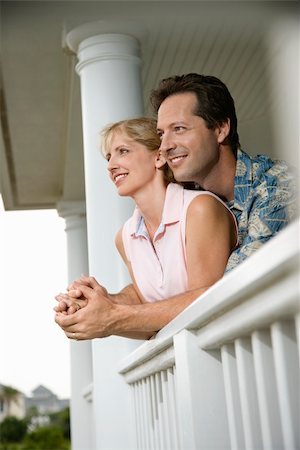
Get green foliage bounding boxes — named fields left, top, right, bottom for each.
left=49, top=407, right=70, bottom=440
left=0, top=406, right=70, bottom=449
left=21, top=426, right=69, bottom=450
left=0, top=417, right=27, bottom=443
left=25, top=405, right=39, bottom=421
left=0, top=444, right=23, bottom=450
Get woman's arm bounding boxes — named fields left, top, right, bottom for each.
left=55, top=198, right=236, bottom=340
left=185, top=194, right=236, bottom=290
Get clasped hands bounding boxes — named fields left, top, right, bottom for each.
left=54, top=275, right=116, bottom=340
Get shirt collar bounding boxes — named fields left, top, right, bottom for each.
left=232, top=148, right=253, bottom=211
left=129, top=183, right=183, bottom=237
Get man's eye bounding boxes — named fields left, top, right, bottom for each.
left=174, top=126, right=185, bottom=132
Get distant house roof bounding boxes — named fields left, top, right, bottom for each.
left=31, top=385, right=56, bottom=399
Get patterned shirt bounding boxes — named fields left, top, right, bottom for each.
left=225, top=149, right=298, bottom=271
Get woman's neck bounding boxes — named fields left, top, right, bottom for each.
left=133, top=180, right=167, bottom=241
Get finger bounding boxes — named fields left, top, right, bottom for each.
left=67, top=289, right=84, bottom=299
left=54, top=300, right=68, bottom=312
left=55, top=294, right=79, bottom=306
left=79, top=275, right=100, bottom=289
left=55, top=293, right=70, bottom=302
left=70, top=283, right=95, bottom=300
left=65, top=330, right=82, bottom=341
left=67, top=274, right=90, bottom=291
left=55, top=312, right=78, bottom=328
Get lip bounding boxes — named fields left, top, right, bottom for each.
left=113, top=173, right=128, bottom=186
left=168, top=154, right=188, bottom=167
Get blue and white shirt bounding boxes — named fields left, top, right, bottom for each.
left=226, top=149, right=298, bottom=271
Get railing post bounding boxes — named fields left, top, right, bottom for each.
left=173, top=329, right=230, bottom=449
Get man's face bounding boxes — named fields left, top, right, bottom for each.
left=157, top=92, right=221, bottom=185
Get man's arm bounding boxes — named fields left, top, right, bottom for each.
left=55, top=195, right=234, bottom=340
left=55, top=277, right=208, bottom=340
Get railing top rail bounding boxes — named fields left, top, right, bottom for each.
left=119, top=218, right=299, bottom=375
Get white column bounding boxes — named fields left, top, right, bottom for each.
left=66, top=24, right=144, bottom=450
left=57, top=201, right=94, bottom=450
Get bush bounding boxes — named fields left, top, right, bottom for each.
left=21, top=426, right=69, bottom=450
left=49, top=407, right=70, bottom=440
left=0, top=417, right=27, bottom=443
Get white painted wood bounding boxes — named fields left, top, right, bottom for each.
left=235, top=338, right=262, bottom=449
left=251, top=330, right=283, bottom=449
left=194, top=268, right=298, bottom=351
left=57, top=202, right=94, bottom=450
left=121, top=346, right=175, bottom=384
left=150, top=374, right=159, bottom=450
left=174, top=329, right=230, bottom=449
left=296, top=313, right=300, bottom=372
left=221, top=344, right=245, bottom=450
left=132, top=385, right=141, bottom=450
left=167, top=367, right=179, bottom=450
left=140, top=380, right=148, bottom=449
left=138, top=382, right=146, bottom=450
left=67, top=27, right=144, bottom=450
left=161, top=370, right=174, bottom=450
left=155, top=372, right=165, bottom=450
left=146, top=377, right=155, bottom=450
left=119, top=221, right=299, bottom=450
left=119, top=220, right=299, bottom=375
left=271, top=321, right=300, bottom=450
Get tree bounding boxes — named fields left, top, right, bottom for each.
left=0, top=416, right=27, bottom=443
left=0, top=386, right=21, bottom=417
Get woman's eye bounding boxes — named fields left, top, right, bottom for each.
left=105, top=154, right=111, bottom=162
left=120, top=148, right=129, bottom=155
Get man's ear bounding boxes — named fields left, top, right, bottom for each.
left=217, top=119, right=230, bottom=144
left=155, top=151, right=166, bottom=169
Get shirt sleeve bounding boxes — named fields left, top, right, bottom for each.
left=225, top=177, right=298, bottom=272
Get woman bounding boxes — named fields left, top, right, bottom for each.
left=56, top=117, right=237, bottom=327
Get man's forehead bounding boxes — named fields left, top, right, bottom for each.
left=157, top=95, right=198, bottom=128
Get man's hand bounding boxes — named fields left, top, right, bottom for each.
left=55, top=278, right=118, bottom=340
left=54, top=294, right=87, bottom=315
left=54, top=276, right=108, bottom=315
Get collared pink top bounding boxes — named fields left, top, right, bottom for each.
left=122, top=183, right=237, bottom=302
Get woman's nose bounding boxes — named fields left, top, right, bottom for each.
left=107, top=155, right=118, bottom=172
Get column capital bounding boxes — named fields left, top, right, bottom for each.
left=56, top=200, right=86, bottom=219
left=65, top=20, right=147, bottom=54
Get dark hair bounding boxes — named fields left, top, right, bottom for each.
left=150, top=73, right=240, bottom=157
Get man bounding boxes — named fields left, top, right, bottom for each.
left=55, top=73, right=297, bottom=340
left=152, top=74, right=297, bottom=269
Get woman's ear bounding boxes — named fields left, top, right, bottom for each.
left=155, top=151, right=166, bottom=169
left=217, top=119, right=230, bottom=144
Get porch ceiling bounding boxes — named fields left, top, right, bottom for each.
left=0, top=1, right=297, bottom=210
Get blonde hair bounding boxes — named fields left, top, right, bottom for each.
left=101, top=117, right=175, bottom=184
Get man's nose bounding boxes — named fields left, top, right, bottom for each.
left=159, top=133, right=175, bottom=155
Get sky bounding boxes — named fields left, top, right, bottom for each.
left=0, top=195, right=71, bottom=399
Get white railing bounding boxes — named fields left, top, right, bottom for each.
left=119, top=219, right=300, bottom=450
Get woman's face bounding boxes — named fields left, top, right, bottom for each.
left=105, top=130, right=160, bottom=197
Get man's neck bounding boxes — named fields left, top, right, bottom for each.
left=200, top=147, right=236, bottom=202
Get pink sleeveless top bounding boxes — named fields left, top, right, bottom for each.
left=122, top=183, right=237, bottom=302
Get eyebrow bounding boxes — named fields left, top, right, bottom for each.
left=157, top=121, right=187, bottom=131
